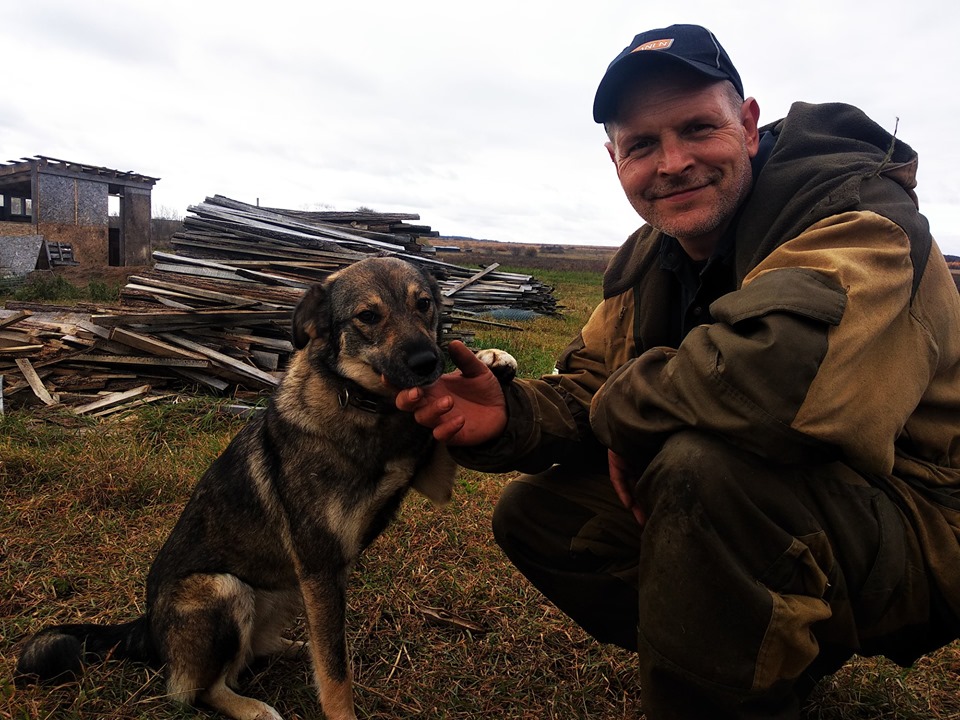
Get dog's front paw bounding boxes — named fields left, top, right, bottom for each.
left=475, top=348, right=517, bottom=383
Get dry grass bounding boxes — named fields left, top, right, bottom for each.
left=0, top=403, right=643, bottom=719
left=2, top=267, right=959, bottom=719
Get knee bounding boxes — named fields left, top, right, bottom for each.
left=639, top=430, right=746, bottom=516
left=491, top=471, right=600, bottom=564
left=491, top=479, right=530, bottom=553
left=651, top=429, right=737, bottom=474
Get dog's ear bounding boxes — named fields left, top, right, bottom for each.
left=292, top=282, right=331, bottom=349
left=423, top=268, right=444, bottom=307
left=419, top=267, right=449, bottom=342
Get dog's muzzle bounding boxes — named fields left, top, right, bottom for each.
left=407, top=348, right=440, bottom=378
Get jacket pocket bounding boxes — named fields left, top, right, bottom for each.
left=711, top=267, right=847, bottom=327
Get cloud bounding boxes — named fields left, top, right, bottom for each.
left=2, top=0, right=957, bottom=255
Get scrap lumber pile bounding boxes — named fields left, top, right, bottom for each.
left=158, top=195, right=558, bottom=313
left=260, top=206, right=440, bottom=241
left=0, top=196, right=559, bottom=414
left=0, top=306, right=213, bottom=416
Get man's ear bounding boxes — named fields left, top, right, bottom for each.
left=291, top=282, right=331, bottom=349
left=741, top=97, right=761, bottom=157
left=605, top=140, right=625, bottom=182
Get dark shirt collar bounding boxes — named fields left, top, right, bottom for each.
left=657, top=225, right=735, bottom=275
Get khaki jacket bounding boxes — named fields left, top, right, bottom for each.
left=454, top=102, right=960, bottom=615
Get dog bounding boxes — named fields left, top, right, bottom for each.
left=15, top=256, right=515, bottom=720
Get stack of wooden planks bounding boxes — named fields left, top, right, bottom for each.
left=0, top=197, right=559, bottom=414
left=0, top=306, right=214, bottom=416
left=160, top=195, right=559, bottom=315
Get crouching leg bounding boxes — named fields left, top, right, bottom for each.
left=635, top=430, right=936, bottom=720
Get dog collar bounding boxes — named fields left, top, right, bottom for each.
left=337, top=387, right=398, bottom=414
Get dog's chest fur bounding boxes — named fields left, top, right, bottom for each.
left=265, top=400, right=434, bottom=554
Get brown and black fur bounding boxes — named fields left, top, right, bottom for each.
left=16, top=257, right=459, bottom=720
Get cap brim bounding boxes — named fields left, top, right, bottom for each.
left=592, top=52, right=731, bottom=123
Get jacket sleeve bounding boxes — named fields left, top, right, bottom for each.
left=450, top=298, right=617, bottom=474
left=590, top=211, right=933, bottom=475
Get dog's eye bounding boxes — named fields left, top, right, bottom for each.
left=356, top=310, right=380, bottom=324
left=416, top=297, right=433, bottom=313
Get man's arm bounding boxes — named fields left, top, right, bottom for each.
left=591, top=212, right=930, bottom=475
left=399, top=299, right=620, bottom=474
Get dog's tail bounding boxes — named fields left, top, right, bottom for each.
left=14, top=615, right=154, bottom=686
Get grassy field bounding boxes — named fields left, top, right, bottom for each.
left=2, top=266, right=959, bottom=719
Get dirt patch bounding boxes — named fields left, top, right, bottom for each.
left=28, top=264, right=152, bottom=287
left=442, top=239, right=618, bottom=274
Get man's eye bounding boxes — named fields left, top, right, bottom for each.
left=357, top=310, right=380, bottom=324
left=416, top=297, right=433, bottom=312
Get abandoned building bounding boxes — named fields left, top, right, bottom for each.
left=0, top=155, right=158, bottom=273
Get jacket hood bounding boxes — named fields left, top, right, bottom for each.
left=734, top=101, right=921, bottom=279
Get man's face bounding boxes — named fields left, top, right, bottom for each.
left=605, top=72, right=760, bottom=259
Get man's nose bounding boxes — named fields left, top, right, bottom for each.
left=657, top=135, right=694, bottom=175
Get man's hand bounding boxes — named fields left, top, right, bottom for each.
left=396, top=340, right=508, bottom=445
left=608, top=449, right=646, bottom=528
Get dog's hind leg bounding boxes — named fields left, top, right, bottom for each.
left=201, top=677, right=284, bottom=720
left=158, top=574, right=270, bottom=717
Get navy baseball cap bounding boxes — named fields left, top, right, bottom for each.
left=593, top=24, right=743, bottom=123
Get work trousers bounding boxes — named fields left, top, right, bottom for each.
left=492, top=430, right=952, bottom=720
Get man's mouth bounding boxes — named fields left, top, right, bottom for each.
left=654, top=183, right=708, bottom=201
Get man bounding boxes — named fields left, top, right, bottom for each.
left=398, top=24, right=960, bottom=719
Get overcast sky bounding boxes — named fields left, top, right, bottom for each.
left=3, top=0, right=959, bottom=256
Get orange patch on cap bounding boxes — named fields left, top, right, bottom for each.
left=633, top=38, right=674, bottom=52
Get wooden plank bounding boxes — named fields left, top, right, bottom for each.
left=109, top=327, right=209, bottom=360
left=188, top=199, right=410, bottom=252
left=60, top=335, right=98, bottom=348
left=234, top=267, right=312, bottom=289
left=90, top=393, right=173, bottom=418
left=202, top=330, right=294, bottom=352
left=0, top=344, right=45, bottom=354
left=0, top=330, right=38, bottom=343
left=158, top=333, right=280, bottom=387
left=251, top=350, right=279, bottom=371
left=443, top=263, right=501, bottom=297
left=75, top=320, right=113, bottom=340
left=174, top=368, right=230, bottom=392
left=73, top=385, right=152, bottom=415
left=90, top=310, right=292, bottom=328
left=126, top=276, right=274, bottom=307
left=0, top=377, right=28, bottom=398
left=15, top=358, right=57, bottom=405
left=153, top=262, right=257, bottom=283
left=68, top=353, right=210, bottom=368
left=0, top=310, right=31, bottom=330
left=449, top=315, right=522, bottom=330
left=153, top=295, right=197, bottom=310
left=152, top=251, right=249, bottom=274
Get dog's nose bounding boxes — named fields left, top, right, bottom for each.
left=407, top=349, right=439, bottom=377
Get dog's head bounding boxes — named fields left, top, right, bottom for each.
left=292, top=257, right=446, bottom=394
